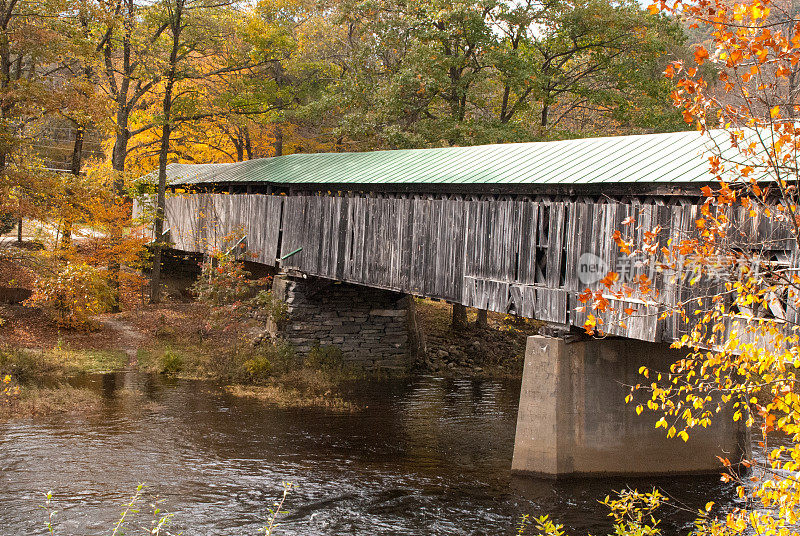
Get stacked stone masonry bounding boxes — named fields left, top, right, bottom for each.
left=273, top=274, right=410, bottom=370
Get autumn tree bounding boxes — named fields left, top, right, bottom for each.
left=146, top=0, right=298, bottom=301
left=568, top=0, right=800, bottom=534
left=0, top=0, right=61, bottom=240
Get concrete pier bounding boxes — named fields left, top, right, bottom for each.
left=511, top=335, right=750, bottom=477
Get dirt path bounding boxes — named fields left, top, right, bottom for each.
left=97, top=317, right=147, bottom=369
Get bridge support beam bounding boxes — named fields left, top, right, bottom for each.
left=511, top=335, right=750, bottom=478
left=271, top=273, right=412, bottom=371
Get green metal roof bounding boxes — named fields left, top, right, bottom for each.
left=163, top=130, right=746, bottom=187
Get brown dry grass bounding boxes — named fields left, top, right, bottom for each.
left=226, top=369, right=357, bottom=411
left=0, top=384, right=101, bottom=420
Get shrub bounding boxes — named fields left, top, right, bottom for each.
left=242, top=354, right=272, bottom=380
left=0, top=374, right=20, bottom=407
left=252, top=290, right=288, bottom=326
left=0, top=346, right=53, bottom=383
left=160, top=349, right=183, bottom=375
left=27, top=262, right=115, bottom=328
left=236, top=341, right=296, bottom=381
left=304, top=345, right=345, bottom=372
left=192, top=253, right=269, bottom=307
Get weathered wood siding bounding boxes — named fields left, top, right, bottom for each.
left=136, top=193, right=284, bottom=264
left=140, top=192, right=797, bottom=344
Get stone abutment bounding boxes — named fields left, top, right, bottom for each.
left=271, top=274, right=412, bottom=370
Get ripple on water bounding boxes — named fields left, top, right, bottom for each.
left=0, top=372, right=747, bottom=536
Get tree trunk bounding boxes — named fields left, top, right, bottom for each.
left=150, top=0, right=183, bottom=303
left=244, top=126, right=252, bottom=159
left=108, top=111, right=130, bottom=313
left=405, top=295, right=426, bottom=359
left=61, top=124, right=84, bottom=251
left=273, top=124, right=283, bottom=157
left=149, top=98, right=173, bottom=303
left=475, top=308, right=488, bottom=328
left=111, top=114, right=130, bottom=175
left=235, top=137, right=244, bottom=161
left=451, top=302, right=468, bottom=331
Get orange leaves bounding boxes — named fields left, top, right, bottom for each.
left=600, top=271, right=620, bottom=288
left=577, top=288, right=593, bottom=304
left=741, top=65, right=759, bottom=83
left=613, top=229, right=633, bottom=255
left=647, top=3, right=660, bottom=14
left=694, top=46, right=710, bottom=65
left=637, top=273, right=653, bottom=295
left=727, top=48, right=743, bottom=67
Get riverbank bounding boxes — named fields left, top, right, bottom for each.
left=0, top=298, right=535, bottom=419
left=413, top=300, right=540, bottom=376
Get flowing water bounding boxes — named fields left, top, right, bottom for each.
left=0, top=372, right=743, bottom=535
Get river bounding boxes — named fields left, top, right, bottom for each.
left=0, top=372, right=742, bottom=535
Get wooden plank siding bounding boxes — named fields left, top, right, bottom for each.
left=139, top=192, right=798, bottom=345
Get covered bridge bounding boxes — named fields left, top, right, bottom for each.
left=145, top=129, right=794, bottom=344
left=141, top=129, right=771, bottom=477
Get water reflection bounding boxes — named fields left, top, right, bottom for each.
left=0, top=373, right=743, bottom=535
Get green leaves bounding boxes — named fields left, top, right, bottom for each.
left=321, top=0, right=688, bottom=149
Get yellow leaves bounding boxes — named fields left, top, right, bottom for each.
left=733, top=3, right=746, bottom=21
left=750, top=2, right=768, bottom=20
left=584, top=314, right=597, bottom=334
left=771, top=105, right=781, bottom=119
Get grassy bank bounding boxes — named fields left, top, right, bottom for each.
left=0, top=296, right=535, bottom=419
left=0, top=384, right=101, bottom=419
left=226, top=369, right=356, bottom=411
left=0, top=303, right=367, bottom=417
left=0, top=345, right=116, bottom=419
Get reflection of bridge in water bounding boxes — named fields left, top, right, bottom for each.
left=140, top=130, right=768, bottom=477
